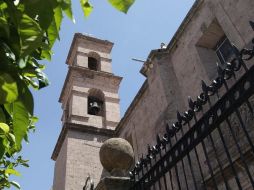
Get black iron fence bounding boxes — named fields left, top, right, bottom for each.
left=129, top=22, right=254, bottom=190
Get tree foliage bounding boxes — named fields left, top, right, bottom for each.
left=0, top=0, right=135, bottom=188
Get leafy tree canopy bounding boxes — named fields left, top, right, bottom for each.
left=0, top=0, right=135, bottom=188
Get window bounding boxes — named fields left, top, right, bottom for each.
left=88, top=57, right=98, bottom=71
left=87, top=52, right=101, bottom=71
left=87, top=89, right=104, bottom=116
left=214, top=36, right=236, bottom=66
left=196, top=19, right=235, bottom=79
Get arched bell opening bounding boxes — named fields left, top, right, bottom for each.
left=87, top=89, right=105, bottom=116
left=88, top=52, right=101, bottom=71
left=88, top=57, right=98, bottom=71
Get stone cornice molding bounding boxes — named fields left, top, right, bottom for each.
left=70, top=65, right=122, bottom=81
left=66, top=33, right=113, bottom=66
left=140, top=0, right=204, bottom=77
left=51, top=122, right=115, bottom=160
left=104, top=96, right=120, bottom=103
left=71, top=90, right=120, bottom=103
left=59, top=66, right=122, bottom=103
left=76, top=51, right=112, bottom=62
left=72, top=90, right=89, bottom=97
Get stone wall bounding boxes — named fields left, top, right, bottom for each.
left=53, top=138, right=68, bottom=190
left=117, top=53, right=185, bottom=159
left=64, top=130, right=110, bottom=190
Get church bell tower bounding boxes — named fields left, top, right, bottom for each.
left=51, top=33, right=122, bottom=190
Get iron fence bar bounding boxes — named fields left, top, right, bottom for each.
left=140, top=157, right=145, bottom=190
left=153, top=154, right=162, bottom=190
left=221, top=76, right=254, bottom=188
left=225, top=118, right=254, bottom=188
left=224, top=78, right=254, bottom=188
left=131, top=64, right=254, bottom=189
left=187, top=122, right=207, bottom=190
left=206, top=96, right=236, bottom=189
left=150, top=159, right=156, bottom=190
left=207, top=132, right=230, bottom=189
left=223, top=80, right=254, bottom=153
left=246, top=100, right=253, bottom=114
left=137, top=164, right=141, bottom=189
left=145, top=158, right=151, bottom=190
left=234, top=109, right=254, bottom=154
left=194, top=108, right=218, bottom=189
left=173, top=133, right=190, bottom=190
left=168, top=138, right=182, bottom=190
left=178, top=128, right=198, bottom=190
left=216, top=126, right=242, bottom=189
left=200, top=138, right=219, bottom=189
left=163, top=144, right=174, bottom=190
left=158, top=150, right=168, bottom=190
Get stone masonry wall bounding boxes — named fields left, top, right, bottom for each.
left=53, top=138, right=68, bottom=190
left=64, top=130, right=110, bottom=190
left=118, top=53, right=185, bottom=159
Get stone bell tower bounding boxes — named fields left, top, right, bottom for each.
left=51, top=33, right=122, bottom=190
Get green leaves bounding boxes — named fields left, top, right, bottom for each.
left=0, top=73, right=18, bottom=104
left=60, top=0, right=74, bottom=21
left=22, top=0, right=55, bottom=30
left=5, top=100, right=29, bottom=149
left=10, top=181, right=21, bottom=189
left=0, top=16, right=10, bottom=39
left=5, top=169, right=20, bottom=176
left=80, top=0, right=93, bottom=17
left=19, top=14, right=43, bottom=58
left=17, top=81, right=34, bottom=115
left=47, top=6, right=63, bottom=49
left=20, top=57, right=50, bottom=89
left=108, top=0, right=135, bottom=13
left=0, top=122, right=14, bottom=159
left=0, top=107, right=6, bottom=123
left=80, top=0, right=135, bottom=16
left=0, top=123, right=9, bottom=134
left=0, top=155, right=26, bottom=189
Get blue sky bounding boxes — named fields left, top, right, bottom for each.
left=11, top=0, right=195, bottom=189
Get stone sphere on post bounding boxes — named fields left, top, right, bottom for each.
left=99, top=138, right=134, bottom=176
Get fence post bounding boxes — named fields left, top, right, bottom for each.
left=95, top=138, right=134, bottom=190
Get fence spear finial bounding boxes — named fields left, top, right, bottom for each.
left=176, top=111, right=182, bottom=123
left=188, top=96, right=194, bottom=110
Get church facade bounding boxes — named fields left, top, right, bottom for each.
left=52, top=0, right=254, bottom=189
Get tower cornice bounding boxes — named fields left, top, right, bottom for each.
left=66, top=33, right=114, bottom=66
left=59, top=65, right=122, bottom=103
left=51, top=122, right=115, bottom=160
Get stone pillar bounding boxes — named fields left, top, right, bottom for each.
left=94, top=138, right=134, bottom=190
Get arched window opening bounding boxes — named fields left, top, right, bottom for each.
left=88, top=57, right=98, bottom=71
left=87, top=89, right=104, bottom=116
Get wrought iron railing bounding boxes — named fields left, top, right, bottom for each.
left=129, top=22, right=254, bottom=190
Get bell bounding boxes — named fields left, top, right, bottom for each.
left=89, top=101, right=101, bottom=115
